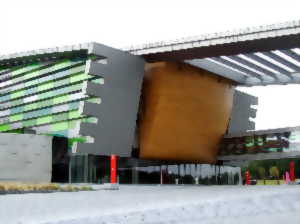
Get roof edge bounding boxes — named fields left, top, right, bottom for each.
left=0, top=42, right=94, bottom=64
left=123, top=20, right=300, bottom=55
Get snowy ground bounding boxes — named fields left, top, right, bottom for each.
left=1, top=185, right=300, bottom=224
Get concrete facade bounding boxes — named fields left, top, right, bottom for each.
left=0, top=133, right=52, bottom=182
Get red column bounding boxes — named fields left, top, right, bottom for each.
left=245, top=170, right=250, bottom=185
left=289, top=161, right=295, bottom=182
left=110, top=155, right=117, bottom=184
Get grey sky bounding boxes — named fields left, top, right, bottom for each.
left=1, top=0, right=300, bottom=130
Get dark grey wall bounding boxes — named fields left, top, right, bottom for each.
left=227, top=90, right=258, bottom=134
left=77, top=43, right=144, bottom=157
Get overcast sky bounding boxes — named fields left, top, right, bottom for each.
left=1, top=0, right=300, bottom=130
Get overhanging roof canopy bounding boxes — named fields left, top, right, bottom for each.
left=186, top=48, right=300, bottom=86
left=126, top=20, right=300, bottom=86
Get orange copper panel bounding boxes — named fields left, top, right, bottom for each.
left=139, top=62, right=235, bottom=163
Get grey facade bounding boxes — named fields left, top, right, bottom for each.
left=227, top=90, right=258, bottom=134
left=77, top=43, right=145, bottom=156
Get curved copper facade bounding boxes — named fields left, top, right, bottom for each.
left=139, top=62, right=235, bottom=163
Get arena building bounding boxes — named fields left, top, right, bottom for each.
left=0, top=20, right=299, bottom=183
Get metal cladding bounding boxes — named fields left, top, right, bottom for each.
left=0, top=43, right=144, bottom=156
left=139, top=62, right=235, bottom=163
left=77, top=43, right=145, bottom=156
left=227, top=90, right=258, bottom=134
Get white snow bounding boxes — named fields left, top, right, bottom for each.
left=1, top=185, right=300, bottom=224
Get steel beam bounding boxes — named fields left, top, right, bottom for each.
left=262, top=51, right=300, bottom=72
left=244, top=53, right=293, bottom=80
left=186, top=59, right=247, bottom=84
left=280, top=49, right=300, bottom=63
left=211, top=57, right=264, bottom=81
left=227, top=55, right=278, bottom=81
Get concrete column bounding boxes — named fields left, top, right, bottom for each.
left=68, top=155, right=73, bottom=183
left=132, top=167, right=139, bottom=184
left=83, top=154, right=89, bottom=183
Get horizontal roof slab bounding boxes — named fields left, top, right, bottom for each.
left=126, top=20, right=300, bottom=61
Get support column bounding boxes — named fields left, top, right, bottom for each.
left=110, top=155, right=117, bottom=184
left=290, top=161, right=295, bottom=182
left=68, top=155, right=73, bottom=183
left=132, top=167, right=138, bottom=184
left=83, top=154, right=89, bottom=183
left=160, top=166, right=163, bottom=185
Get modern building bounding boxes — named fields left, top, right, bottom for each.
left=0, top=20, right=299, bottom=183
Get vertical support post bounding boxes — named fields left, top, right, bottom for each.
left=218, top=165, right=221, bottom=185
left=214, top=165, right=217, bottom=184
left=237, top=167, right=242, bottom=185
left=245, top=170, right=250, bottom=185
left=132, top=167, right=139, bottom=184
left=289, top=161, right=295, bottom=182
left=68, top=155, right=73, bottom=184
left=110, top=154, right=117, bottom=184
left=160, top=165, right=163, bottom=185
left=84, top=154, right=89, bottom=183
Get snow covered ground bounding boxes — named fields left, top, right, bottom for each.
left=1, top=185, right=300, bottom=224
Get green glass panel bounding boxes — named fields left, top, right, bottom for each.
left=23, top=119, right=36, bottom=127
left=38, top=82, right=54, bottom=91
left=25, top=79, right=39, bottom=87
left=37, top=116, right=52, bottom=125
left=53, top=60, right=71, bottom=70
left=53, top=95, right=69, bottom=104
left=70, top=73, right=88, bottom=83
left=86, top=97, right=101, bottom=104
left=11, top=90, right=24, bottom=99
left=69, top=110, right=81, bottom=119
left=10, top=114, right=23, bottom=122
left=51, top=121, right=69, bottom=131
left=24, top=103, right=38, bottom=111
left=84, top=117, right=97, bottom=123
left=0, top=124, right=10, bottom=132
left=24, top=70, right=40, bottom=80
